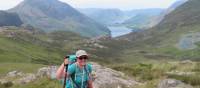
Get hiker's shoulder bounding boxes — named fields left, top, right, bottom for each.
left=67, top=63, right=77, bottom=74
left=68, top=63, right=76, bottom=70
left=86, top=63, right=92, bottom=72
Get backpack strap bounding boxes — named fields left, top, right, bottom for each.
left=84, top=64, right=90, bottom=79
left=70, top=63, right=78, bottom=88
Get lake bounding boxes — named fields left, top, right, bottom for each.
left=108, top=26, right=133, bottom=37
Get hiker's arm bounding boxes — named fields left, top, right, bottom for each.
left=56, top=58, right=68, bottom=80
left=88, top=75, right=93, bottom=88
left=56, top=63, right=65, bottom=79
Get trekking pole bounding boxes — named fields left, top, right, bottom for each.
left=63, top=56, right=69, bottom=88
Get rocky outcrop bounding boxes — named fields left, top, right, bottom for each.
left=0, top=66, right=58, bottom=85
left=157, top=79, right=193, bottom=88
left=84, top=38, right=108, bottom=49
left=177, top=32, right=200, bottom=50
left=6, top=70, right=24, bottom=77
left=91, top=62, right=139, bottom=88
left=16, top=73, right=36, bottom=84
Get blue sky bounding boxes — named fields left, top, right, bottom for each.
left=0, top=0, right=177, bottom=10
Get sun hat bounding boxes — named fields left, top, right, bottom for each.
left=76, top=50, right=88, bottom=57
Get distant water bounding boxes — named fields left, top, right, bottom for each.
left=108, top=26, right=133, bottom=37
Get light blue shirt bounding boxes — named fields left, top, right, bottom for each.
left=66, top=63, right=92, bottom=88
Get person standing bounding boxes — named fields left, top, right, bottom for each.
left=56, top=50, right=93, bottom=88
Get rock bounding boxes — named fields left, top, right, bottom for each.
left=166, top=71, right=195, bottom=76
left=84, top=38, right=107, bottom=49
left=180, top=60, right=193, bottom=64
left=7, top=70, right=23, bottom=77
left=17, top=73, right=36, bottom=84
left=157, top=79, right=193, bottom=88
left=91, top=62, right=139, bottom=88
left=0, top=79, right=10, bottom=84
left=36, top=66, right=58, bottom=79
left=177, top=32, right=200, bottom=50
left=37, top=67, right=51, bottom=78
left=93, top=43, right=106, bottom=49
left=0, top=80, right=13, bottom=87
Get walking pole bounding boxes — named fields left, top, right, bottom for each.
left=63, top=56, right=69, bottom=88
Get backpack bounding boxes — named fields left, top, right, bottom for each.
left=68, top=55, right=77, bottom=65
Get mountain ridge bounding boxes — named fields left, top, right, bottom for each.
left=9, top=0, right=110, bottom=37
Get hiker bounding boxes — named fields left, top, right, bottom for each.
left=56, top=50, right=93, bottom=88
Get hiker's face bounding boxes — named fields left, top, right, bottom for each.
left=77, top=55, right=88, bottom=66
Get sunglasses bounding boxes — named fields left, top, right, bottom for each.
left=78, top=56, right=88, bottom=60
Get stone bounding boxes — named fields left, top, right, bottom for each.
left=91, top=62, right=139, bottom=88
left=17, top=73, right=36, bottom=84
left=36, top=66, right=58, bottom=79
left=158, top=79, right=193, bottom=88
left=7, top=71, right=19, bottom=77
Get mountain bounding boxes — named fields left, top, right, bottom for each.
left=166, top=0, right=188, bottom=14
left=151, top=0, right=189, bottom=27
left=118, top=0, right=200, bottom=61
left=79, top=8, right=129, bottom=25
left=124, top=8, right=164, bottom=17
left=122, top=0, right=188, bottom=29
left=79, top=8, right=164, bottom=29
left=122, top=8, right=164, bottom=29
left=0, top=11, right=23, bottom=27
left=9, top=0, right=110, bottom=37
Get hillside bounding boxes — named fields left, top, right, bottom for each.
left=0, top=11, right=23, bottom=27
left=122, top=8, right=164, bottom=29
left=79, top=8, right=128, bottom=25
left=121, top=0, right=188, bottom=30
left=9, top=0, right=110, bottom=37
left=166, top=0, right=188, bottom=14
left=0, top=26, right=87, bottom=64
left=117, top=0, right=200, bottom=61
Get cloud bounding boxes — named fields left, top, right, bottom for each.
left=0, top=0, right=177, bottom=10
left=0, top=0, right=23, bottom=10
left=60, top=0, right=177, bottom=10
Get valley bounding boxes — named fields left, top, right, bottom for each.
left=0, top=0, right=200, bottom=88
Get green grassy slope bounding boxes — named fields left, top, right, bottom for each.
left=115, top=0, right=200, bottom=62
left=0, top=27, right=86, bottom=65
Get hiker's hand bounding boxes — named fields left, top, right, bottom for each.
left=64, top=57, right=68, bottom=66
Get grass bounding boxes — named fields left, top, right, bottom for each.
left=0, top=34, right=62, bottom=64
left=109, top=63, right=165, bottom=82
left=0, top=63, right=45, bottom=76
left=167, top=73, right=200, bottom=86
left=10, top=78, right=62, bottom=88
left=109, top=61, right=200, bottom=88
left=134, top=79, right=160, bottom=88
left=0, top=29, right=88, bottom=65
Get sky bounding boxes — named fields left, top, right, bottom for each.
left=0, top=0, right=178, bottom=10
